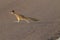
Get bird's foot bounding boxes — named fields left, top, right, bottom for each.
left=13, top=21, right=20, bottom=23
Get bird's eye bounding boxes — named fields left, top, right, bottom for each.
left=12, top=10, right=14, bottom=12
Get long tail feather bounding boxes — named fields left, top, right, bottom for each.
left=27, top=17, right=39, bottom=21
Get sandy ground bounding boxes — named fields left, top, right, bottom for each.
left=0, top=0, right=60, bottom=40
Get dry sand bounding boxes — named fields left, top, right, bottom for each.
left=0, top=0, right=60, bottom=40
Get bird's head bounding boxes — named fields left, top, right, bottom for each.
left=10, top=10, right=15, bottom=14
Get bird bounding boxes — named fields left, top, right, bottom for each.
left=9, top=10, right=39, bottom=23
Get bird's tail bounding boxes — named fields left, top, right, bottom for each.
left=27, top=17, right=39, bottom=21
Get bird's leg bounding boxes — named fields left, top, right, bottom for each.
left=24, top=19, right=30, bottom=23
left=14, top=19, right=21, bottom=23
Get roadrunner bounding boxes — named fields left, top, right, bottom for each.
left=10, top=10, right=39, bottom=23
